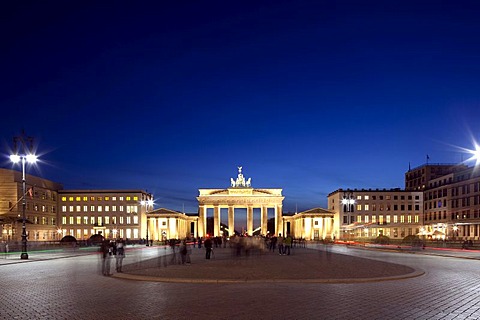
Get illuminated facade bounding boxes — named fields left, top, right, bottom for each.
left=57, top=190, right=153, bottom=241
left=328, top=188, right=424, bottom=240
left=421, top=164, right=480, bottom=240
left=283, top=208, right=335, bottom=240
left=197, top=167, right=284, bottom=237
left=0, top=168, right=62, bottom=241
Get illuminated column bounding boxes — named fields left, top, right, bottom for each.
left=261, top=206, right=268, bottom=235
left=228, top=206, right=234, bottom=236
left=247, top=206, right=253, bottom=235
left=213, top=206, right=220, bottom=236
left=169, top=217, right=177, bottom=239
left=198, top=205, right=206, bottom=237
left=275, top=204, right=283, bottom=236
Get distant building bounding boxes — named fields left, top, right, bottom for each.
left=0, top=168, right=62, bottom=242
left=327, top=188, right=423, bottom=240
left=58, top=190, right=153, bottom=241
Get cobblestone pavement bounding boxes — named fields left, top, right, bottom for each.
left=1, top=244, right=480, bottom=320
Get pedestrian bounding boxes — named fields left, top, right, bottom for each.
left=198, top=237, right=203, bottom=249
left=284, top=234, right=293, bottom=255
left=101, top=240, right=112, bottom=276
left=204, top=237, right=213, bottom=259
left=277, top=233, right=284, bottom=255
left=180, top=240, right=188, bottom=264
left=270, top=235, right=277, bottom=252
left=115, top=239, right=125, bottom=272
left=4, top=242, right=8, bottom=259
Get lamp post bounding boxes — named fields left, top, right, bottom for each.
left=341, top=190, right=355, bottom=240
left=140, top=198, right=154, bottom=246
left=10, top=134, right=37, bottom=260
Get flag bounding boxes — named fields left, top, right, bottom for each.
left=28, top=187, right=33, bottom=199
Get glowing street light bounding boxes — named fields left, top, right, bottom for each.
left=140, top=198, right=154, bottom=246
left=10, top=133, right=37, bottom=260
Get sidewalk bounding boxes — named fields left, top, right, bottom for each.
left=0, top=246, right=100, bottom=265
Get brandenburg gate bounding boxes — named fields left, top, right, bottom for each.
left=197, top=167, right=284, bottom=237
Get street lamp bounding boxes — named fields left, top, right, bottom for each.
left=10, top=143, right=37, bottom=260
left=341, top=190, right=355, bottom=240
left=140, top=198, right=154, bottom=246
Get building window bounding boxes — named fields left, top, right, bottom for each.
left=76, top=205, right=81, bottom=212
left=69, top=197, right=74, bottom=201
left=126, top=196, right=131, bottom=201
left=120, top=216, right=124, bottom=224
left=76, top=216, right=81, bottom=225
left=90, top=205, right=95, bottom=212
left=105, top=216, right=110, bottom=224
left=393, top=215, right=398, bottom=223
left=356, top=204, right=362, bottom=211
left=365, top=204, right=369, bottom=211
left=133, top=196, right=138, bottom=201
left=371, top=216, right=376, bottom=223
left=357, top=195, right=362, bottom=200
left=105, top=196, right=110, bottom=201
left=91, top=217, right=95, bottom=224
left=84, top=216, right=88, bottom=224
left=364, top=216, right=369, bottom=223
left=126, top=216, right=131, bottom=224
left=62, top=206, right=67, bottom=212
left=69, top=217, right=74, bottom=225
left=83, top=205, right=88, bottom=212
left=365, top=195, right=369, bottom=200
left=112, top=197, right=116, bottom=201
left=133, top=216, right=139, bottom=224
left=119, top=197, right=124, bottom=201
left=69, top=206, right=74, bottom=212
left=62, top=216, right=66, bottom=224
left=357, top=215, right=362, bottom=223
left=97, top=197, right=103, bottom=201
left=386, top=215, right=391, bottom=224
left=400, top=215, right=405, bottom=223
left=62, top=197, right=67, bottom=202
left=76, top=196, right=81, bottom=201
left=407, top=215, right=412, bottom=223
left=112, top=206, right=117, bottom=212
left=83, top=196, right=88, bottom=201
left=97, top=206, right=102, bottom=212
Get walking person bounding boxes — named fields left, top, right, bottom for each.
left=204, top=236, right=213, bottom=259
left=277, top=234, right=284, bottom=255
left=284, top=233, right=293, bottom=255
left=115, top=239, right=125, bottom=272
left=101, top=240, right=112, bottom=276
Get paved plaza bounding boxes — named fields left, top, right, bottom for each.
left=1, top=243, right=480, bottom=319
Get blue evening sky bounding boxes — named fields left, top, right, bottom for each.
left=1, top=1, right=480, bottom=213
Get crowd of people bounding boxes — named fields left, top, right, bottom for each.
left=100, top=238, right=126, bottom=276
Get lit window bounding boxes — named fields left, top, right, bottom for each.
left=90, top=217, right=95, bottom=224
left=407, top=215, right=412, bottom=223
left=119, top=197, right=124, bottom=201
left=133, top=216, right=138, bottom=224
left=364, top=216, right=369, bottom=223
left=120, top=216, right=124, bottom=224
left=120, top=206, right=124, bottom=212
left=69, top=197, right=74, bottom=201
left=112, top=206, right=117, bottom=212
left=97, top=206, right=102, bottom=212
left=76, top=216, right=81, bottom=224
left=112, top=197, right=116, bottom=201
left=97, top=217, right=102, bottom=225
left=62, top=206, right=67, bottom=213
left=69, top=206, right=74, bottom=212
left=364, top=204, right=369, bottom=211
left=62, top=197, right=67, bottom=202
left=90, top=205, right=95, bottom=212
left=126, top=196, right=131, bottom=201
left=126, top=216, right=131, bottom=224
left=400, top=215, right=405, bottom=223
left=83, top=205, right=88, bottom=212
left=97, top=197, right=102, bottom=201
left=365, top=195, right=369, bottom=200
left=386, top=215, right=391, bottom=223
left=76, top=206, right=81, bottom=212
left=83, top=216, right=88, bottom=224
left=105, top=196, right=110, bottom=201
left=69, top=217, right=74, bottom=224
left=356, top=215, right=362, bottom=223
left=83, top=197, right=88, bottom=201
left=90, top=196, right=95, bottom=201
left=414, top=215, right=419, bottom=223
left=62, top=216, right=66, bottom=224
left=356, top=204, right=362, bottom=211
left=76, top=197, right=81, bottom=201
left=393, top=215, right=398, bottom=223
left=105, top=206, right=110, bottom=212
left=105, top=216, right=110, bottom=224
left=133, top=196, right=138, bottom=201
left=356, top=195, right=362, bottom=200
left=372, top=216, right=376, bottom=223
